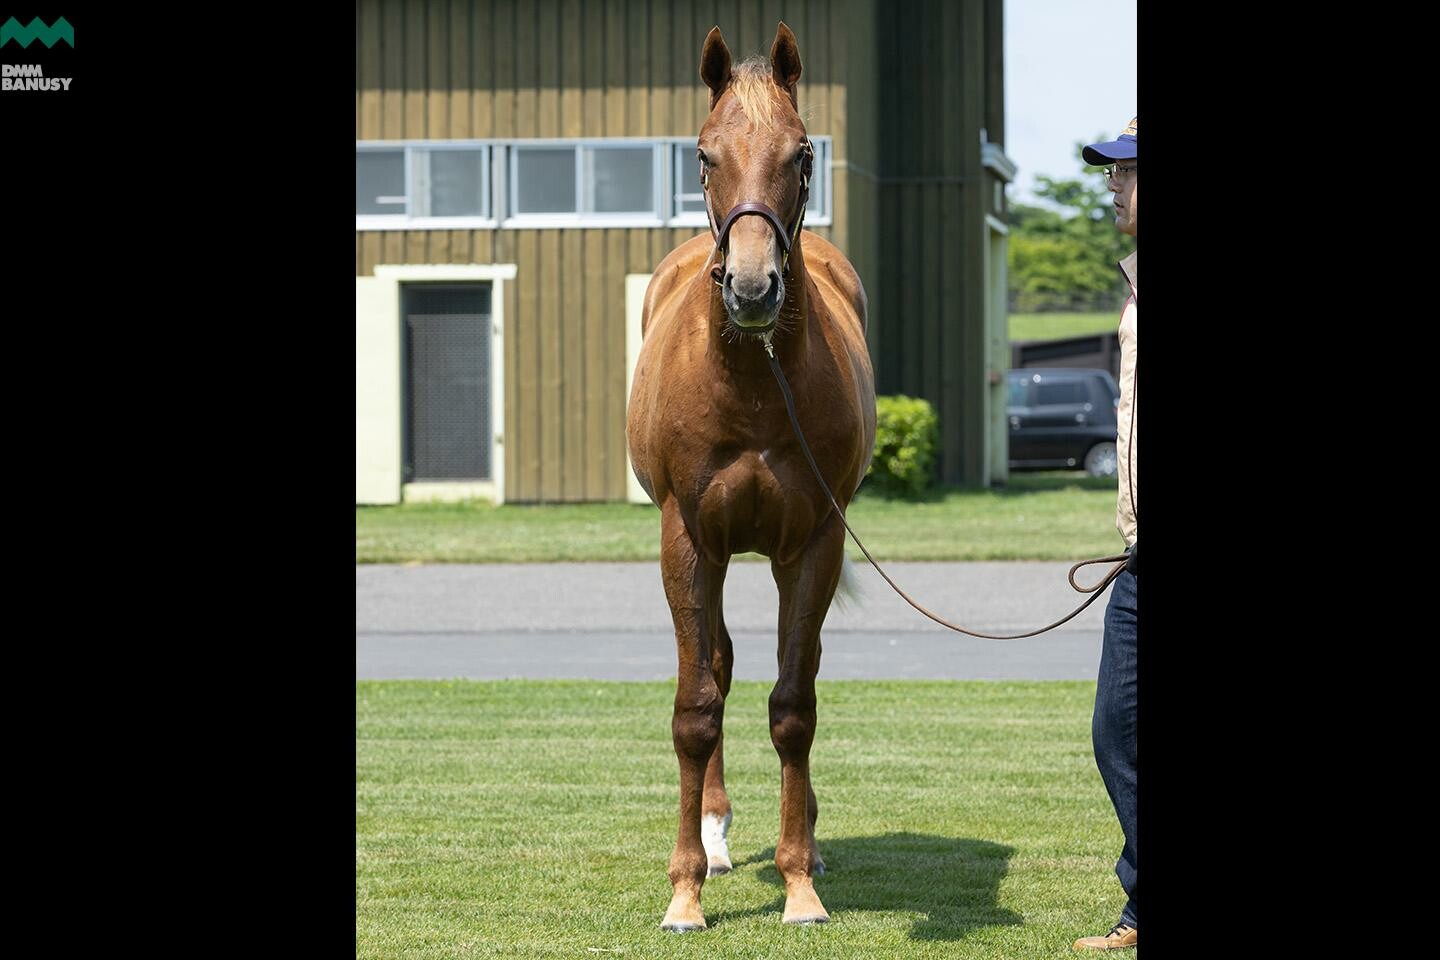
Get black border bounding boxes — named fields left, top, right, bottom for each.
left=6, top=3, right=1283, bottom=950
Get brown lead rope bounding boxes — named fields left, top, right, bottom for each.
left=763, top=342, right=1129, bottom=640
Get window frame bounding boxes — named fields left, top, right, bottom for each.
left=356, top=140, right=495, bottom=231
left=354, top=144, right=410, bottom=221
left=503, top=139, right=666, bottom=228
left=414, top=145, right=493, bottom=222
left=665, top=135, right=832, bottom=229
left=356, top=136, right=832, bottom=231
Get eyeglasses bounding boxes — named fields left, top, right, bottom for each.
left=1103, top=163, right=1137, bottom=186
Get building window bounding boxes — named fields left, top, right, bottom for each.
left=355, top=143, right=493, bottom=229
left=356, top=148, right=406, bottom=216
left=355, top=137, right=830, bottom=231
left=512, top=146, right=577, bottom=214
left=806, top=136, right=831, bottom=223
left=506, top=142, right=662, bottom=225
left=584, top=145, right=654, bottom=213
left=666, top=136, right=831, bottom=228
left=423, top=149, right=489, bottom=217
left=672, top=144, right=707, bottom=218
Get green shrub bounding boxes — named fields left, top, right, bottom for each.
left=865, top=395, right=940, bottom=498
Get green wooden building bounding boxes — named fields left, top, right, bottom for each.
left=355, top=0, right=1015, bottom=504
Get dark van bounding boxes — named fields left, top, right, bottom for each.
left=1007, top=368, right=1121, bottom=477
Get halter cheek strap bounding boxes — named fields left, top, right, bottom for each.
left=703, top=138, right=813, bottom=286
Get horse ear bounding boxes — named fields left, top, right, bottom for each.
left=770, top=22, right=802, bottom=110
left=700, top=26, right=732, bottom=112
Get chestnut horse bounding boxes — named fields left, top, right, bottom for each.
left=626, top=22, right=877, bottom=931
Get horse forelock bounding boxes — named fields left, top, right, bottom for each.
left=728, top=57, right=785, bottom=131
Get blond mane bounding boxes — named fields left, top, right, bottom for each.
left=730, top=57, right=781, bottom=130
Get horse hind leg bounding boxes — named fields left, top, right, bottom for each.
left=702, top=613, right=735, bottom=876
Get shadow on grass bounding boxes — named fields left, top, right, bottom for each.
left=713, top=832, right=1021, bottom=941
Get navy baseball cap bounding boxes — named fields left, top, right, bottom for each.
left=1082, top=117, right=1137, bottom=166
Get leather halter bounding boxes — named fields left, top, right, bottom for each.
left=702, top=137, right=813, bottom=286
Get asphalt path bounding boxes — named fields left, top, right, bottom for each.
left=356, top=561, right=1110, bottom=681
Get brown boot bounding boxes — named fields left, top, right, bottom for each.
left=1073, top=923, right=1137, bottom=950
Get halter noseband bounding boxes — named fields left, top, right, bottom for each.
left=702, top=137, right=814, bottom=287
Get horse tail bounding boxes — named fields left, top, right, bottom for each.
left=832, top=552, right=864, bottom=612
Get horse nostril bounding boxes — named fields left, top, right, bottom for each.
left=767, top=271, right=780, bottom=302
left=730, top=272, right=769, bottom=304
left=724, top=271, right=735, bottom=294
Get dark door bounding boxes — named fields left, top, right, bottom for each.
left=1026, top=374, right=1093, bottom=462
left=403, top=284, right=493, bottom=481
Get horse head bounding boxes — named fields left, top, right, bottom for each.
left=698, top=23, right=813, bottom=338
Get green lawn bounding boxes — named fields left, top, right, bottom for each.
left=355, top=473, right=1122, bottom=564
left=1008, top=312, right=1118, bottom=342
left=356, top=679, right=1123, bottom=959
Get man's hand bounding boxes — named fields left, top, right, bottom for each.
left=1125, top=542, right=1138, bottom=575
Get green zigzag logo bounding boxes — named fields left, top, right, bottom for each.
left=0, top=16, right=74, bottom=48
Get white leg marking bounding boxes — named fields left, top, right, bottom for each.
left=702, top=810, right=733, bottom=876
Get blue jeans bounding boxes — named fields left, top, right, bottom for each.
left=1094, top=560, right=1137, bottom=928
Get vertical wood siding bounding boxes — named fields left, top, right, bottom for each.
left=843, top=0, right=994, bottom=485
left=357, top=0, right=995, bottom=497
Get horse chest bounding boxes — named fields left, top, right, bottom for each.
left=686, top=449, right=823, bottom=563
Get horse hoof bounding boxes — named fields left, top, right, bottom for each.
left=783, top=886, right=829, bottom=925
left=811, top=859, right=826, bottom=876
left=662, top=893, right=706, bottom=932
left=707, top=857, right=732, bottom=877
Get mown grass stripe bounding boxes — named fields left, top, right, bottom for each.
left=358, top=680, right=1126, bottom=959
left=355, top=473, right=1123, bottom=563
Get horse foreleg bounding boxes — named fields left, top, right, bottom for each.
left=659, top=499, right=725, bottom=932
left=701, top=615, right=734, bottom=876
left=768, top=514, right=844, bottom=924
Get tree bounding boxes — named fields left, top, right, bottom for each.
left=1007, top=142, right=1136, bottom=313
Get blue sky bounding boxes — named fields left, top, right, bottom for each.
left=1004, top=0, right=1137, bottom=207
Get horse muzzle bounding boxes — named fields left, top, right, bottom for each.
left=722, top=267, right=783, bottom=332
